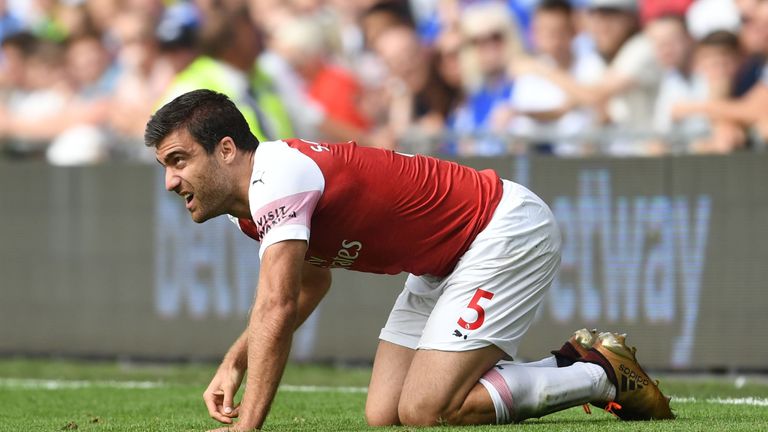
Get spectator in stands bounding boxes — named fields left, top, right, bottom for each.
left=322, top=0, right=373, bottom=67
left=154, top=1, right=199, bottom=75
left=447, top=1, right=525, bottom=156
left=507, top=0, right=602, bottom=156
left=645, top=14, right=705, bottom=148
left=0, top=31, right=34, bottom=101
left=65, top=32, right=119, bottom=99
left=107, top=8, right=168, bottom=160
left=671, top=31, right=747, bottom=152
left=44, top=31, right=117, bottom=164
left=2, top=0, right=768, bottom=163
left=516, top=0, right=662, bottom=155
left=0, top=32, right=66, bottom=158
left=359, top=0, right=414, bottom=48
left=730, top=0, right=768, bottom=96
left=261, top=15, right=369, bottom=143
left=0, top=31, right=116, bottom=164
left=669, top=0, right=768, bottom=151
left=434, top=26, right=462, bottom=89
left=160, top=2, right=294, bottom=143
left=372, top=25, right=460, bottom=152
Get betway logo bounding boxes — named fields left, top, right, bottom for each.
left=307, top=240, right=363, bottom=269
left=546, top=170, right=712, bottom=367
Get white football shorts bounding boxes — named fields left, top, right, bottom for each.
left=379, top=179, right=561, bottom=359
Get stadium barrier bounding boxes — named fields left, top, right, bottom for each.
left=1, top=153, right=766, bottom=370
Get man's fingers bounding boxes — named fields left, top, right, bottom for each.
left=223, top=389, right=236, bottom=416
left=203, top=391, right=233, bottom=424
left=229, top=404, right=241, bottom=418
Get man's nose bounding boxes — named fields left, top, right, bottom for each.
left=165, top=168, right=180, bottom=192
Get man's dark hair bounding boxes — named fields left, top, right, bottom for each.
left=697, top=30, right=740, bottom=52
left=362, top=1, right=415, bottom=27
left=536, top=0, right=573, bottom=15
left=1, top=32, right=39, bottom=56
left=144, top=89, right=259, bottom=154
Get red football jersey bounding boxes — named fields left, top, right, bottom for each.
left=232, top=139, right=502, bottom=277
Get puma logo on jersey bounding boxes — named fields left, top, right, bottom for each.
left=252, top=170, right=266, bottom=185
left=452, top=329, right=468, bottom=340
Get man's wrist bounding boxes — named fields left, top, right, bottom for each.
left=230, top=420, right=257, bottom=431
left=220, top=354, right=246, bottom=371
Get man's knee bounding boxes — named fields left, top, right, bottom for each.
left=365, top=403, right=400, bottom=427
left=398, top=395, right=453, bottom=426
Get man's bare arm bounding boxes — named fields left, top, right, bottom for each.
left=214, top=262, right=331, bottom=370
left=296, top=262, right=332, bottom=328
left=514, top=59, right=634, bottom=107
left=673, top=84, right=768, bottom=126
left=235, top=240, right=307, bottom=431
left=550, top=69, right=632, bottom=107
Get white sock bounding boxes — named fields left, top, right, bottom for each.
left=517, top=355, right=558, bottom=368
left=479, top=362, right=616, bottom=423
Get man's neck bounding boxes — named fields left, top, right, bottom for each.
left=228, top=151, right=257, bottom=219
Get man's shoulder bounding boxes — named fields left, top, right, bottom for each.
left=610, top=34, right=661, bottom=84
left=612, top=34, right=656, bottom=70
left=249, top=140, right=326, bottom=200
left=255, top=139, right=333, bottom=161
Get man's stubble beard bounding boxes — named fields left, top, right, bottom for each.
left=191, top=159, right=233, bottom=223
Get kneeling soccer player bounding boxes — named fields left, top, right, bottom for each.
left=145, top=89, right=674, bottom=431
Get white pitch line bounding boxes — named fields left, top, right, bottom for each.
left=280, top=385, right=368, bottom=393
left=670, top=396, right=697, bottom=403
left=2, top=379, right=767, bottom=408
left=670, top=395, right=768, bottom=407
left=705, top=397, right=768, bottom=407
left=0, top=378, right=164, bottom=390
left=0, top=378, right=368, bottom=393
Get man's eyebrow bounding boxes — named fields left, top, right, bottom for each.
left=157, top=150, right=183, bottom=166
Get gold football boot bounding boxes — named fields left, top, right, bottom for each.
left=581, top=332, right=675, bottom=420
left=551, top=328, right=599, bottom=366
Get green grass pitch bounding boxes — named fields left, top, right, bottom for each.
left=1, top=358, right=767, bottom=431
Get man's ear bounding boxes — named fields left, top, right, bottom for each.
left=218, top=136, right=237, bottom=164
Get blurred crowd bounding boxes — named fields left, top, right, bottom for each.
left=1, top=0, right=768, bottom=164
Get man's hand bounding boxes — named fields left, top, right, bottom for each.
left=203, top=242, right=329, bottom=430
left=203, top=363, right=246, bottom=424
left=232, top=240, right=308, bottom=430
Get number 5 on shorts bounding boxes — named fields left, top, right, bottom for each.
left=457, top=289, right=494, bottom=330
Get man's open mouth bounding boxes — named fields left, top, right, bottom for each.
left=182, top=192, right=194, bottom=208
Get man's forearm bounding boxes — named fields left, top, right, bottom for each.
left=233, top=240, right=307, bottom=430
left=219, top=265, right=329, bottom=374
left=221, top=331, right=249, bottom=370
left=237, top=302, right=298, bottom=430
left=295, top=265, right=332, bottom=329
left=699, top=99, right=761, bottom=126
